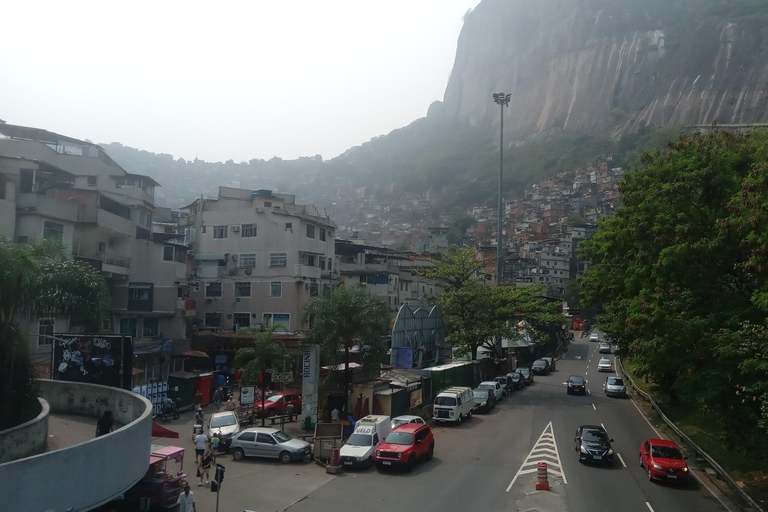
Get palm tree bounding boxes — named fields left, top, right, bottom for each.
left=302, top=286, right=390, bottom=413
left=0, top=237, right=108, bottom=428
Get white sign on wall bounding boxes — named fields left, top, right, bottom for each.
left=301, top=343, right=320, bottom=427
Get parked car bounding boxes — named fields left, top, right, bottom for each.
left=433, top=387, right=474, bottom=424
left=604, top=376, right=627, bottom=398
left=207, top=411, right=240, bottom=451
left=531, top=359, right=550, bottom=375
left=541, top=356, right=556, bottom=372
left=639, top=438, right=689, bottom=482
left=391, top=415, right=426, bottom=430
left=230, top=427, right=311, bottom=463
left=507, top=371, right=526, bottom=391
left=253, top=392, right=302, bottom=417
left=494, top=375, right=514, bottom=393
left=374, top=423, right=434, bottom=472
left=566, top=375, right=586, bottom=395
left=472, top=388, right=496, bottom=414
left=340, top=415, right=391, bottom=468
left=518, top=367, right=534, bottom=385
left=589, top=332, right=599, bottom=342
left=597, top=358, right=613, bottom=372
left=479, top=380, right=504, bottom=401
left=598, top=342, right=611, bottom=354
left=575, top=425, right=614, bottom=464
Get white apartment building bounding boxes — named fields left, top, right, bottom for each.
left=186, top=187, right=337, bottom=333
left=0, top=124, right=188, bottom=366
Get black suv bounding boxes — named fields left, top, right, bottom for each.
left=566, top=375, right=586, bottom=395
left=575, top=425, right=614, bottom=464
left=531, top=359, right=550, bottom=375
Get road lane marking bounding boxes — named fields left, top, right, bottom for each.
left=629, top=396, right=662, bottom=437
left=592, top=403, right=596, bottom=410
left=601, top=423, right=607, bottom=433
left=646, top=502, right=654, bottom=512
left=587, top=390, right=591, bottom=395
left=617, top=453, right=627, bottom=467
left=507, top=421, right=567, bottom=491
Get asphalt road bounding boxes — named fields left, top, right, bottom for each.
left=154, top=334, right=734, bottom=512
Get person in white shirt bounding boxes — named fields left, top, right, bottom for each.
left=177, top=485, right=196, bottom=512
left=331, top=407, right=340, bottom=420
left=194, top=432, right=208, bottom=464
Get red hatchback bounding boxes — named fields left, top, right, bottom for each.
left=639, top=438, right=689, bottom=482
left=254, top=392, right=302, bottom=417
left=374, top=423, right=434, bottom=472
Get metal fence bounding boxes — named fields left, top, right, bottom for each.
left=616, top=357, right=763, bottom=512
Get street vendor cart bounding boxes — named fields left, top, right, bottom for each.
left=127, top=445, right=188, bottom=509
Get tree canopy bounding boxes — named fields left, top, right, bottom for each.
left=580, top=129, right=768, bottom=451
left=422, top=247, right=564, bottom=360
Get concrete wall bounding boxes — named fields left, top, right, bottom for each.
left=0, top=380, right=153, bottom=512
left=0, top=398, right=48, bottom=463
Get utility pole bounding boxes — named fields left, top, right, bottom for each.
left=492, top=92, right=511, bottom=285
left=280, top=354, right=286, bottom=432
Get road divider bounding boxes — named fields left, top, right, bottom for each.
left=506, top=421, right=566, bottom=492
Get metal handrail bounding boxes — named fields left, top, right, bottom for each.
left=616, top=357, right=763, bottom=512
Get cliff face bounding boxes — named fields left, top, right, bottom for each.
left=441, top=0, right=768, bottom=139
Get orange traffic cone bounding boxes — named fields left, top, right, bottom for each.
left=535, top=462, right=550, bottom=490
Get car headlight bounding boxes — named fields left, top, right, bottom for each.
left=376, top=450, right=381, bottom=456
left=397, top=453, right=403, bottom=459
left=580, top=446, right=587, bottom=453
left=607, top=449, right=613, bottom=455
left=356, top=456, right=366, bottom=462
left=652, top=463, right=662, bottom=470
left=482, top=401, right=487, bottom=406
left=682, top=467, right=688, bottom=472
left=450, top=411, right=454, bottom=417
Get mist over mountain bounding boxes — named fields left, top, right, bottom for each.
left=103, top=0, right=768, bottom=221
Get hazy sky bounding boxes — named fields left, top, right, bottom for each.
left=2, top=1, right=479, bottom=163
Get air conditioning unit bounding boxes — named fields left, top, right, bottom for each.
left=231, top=225, right=240, bottom=232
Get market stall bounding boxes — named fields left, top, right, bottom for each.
left=127, top=445, right=187, bottom=509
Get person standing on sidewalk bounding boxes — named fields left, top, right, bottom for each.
left=199, top=449, right=213, bottom=486
left=213, top=387, right=223, bottom=411
left=177, top=485, right=196, bottom=512
left=194, top=389, right=203, bottom=409
left=193, top=431, right=208, bottom=465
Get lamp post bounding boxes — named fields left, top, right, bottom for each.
left=493, top=92, right=511, bottom=285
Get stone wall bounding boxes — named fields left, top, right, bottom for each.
left=0, top=398, right=48, bottom=463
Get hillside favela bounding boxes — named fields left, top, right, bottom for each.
left=2, top=1, right=768, bottom=512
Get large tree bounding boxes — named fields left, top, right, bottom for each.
left=0, top=238, right=108, bottom=429
left=302, top=286, right=390, bottom=412
left=421, top=247, right=563, bottom=360
left=580, top=129, right=768, bottom=450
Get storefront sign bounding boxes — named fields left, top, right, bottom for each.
left=410, top=388, right=423, bottom=409
left=301, top=343, right=320, bottom=427
left=52, top=334, right=133, bottom=389
left=240, top=386, right=255, bottom=405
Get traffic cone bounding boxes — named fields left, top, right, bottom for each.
left=535, top=462, right=550, bottom=490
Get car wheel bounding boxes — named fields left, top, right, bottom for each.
left=232, top=448, right=245, bottom=461
left=457, top=414, right=463, bottom=424
left=467, top=410, right=472, bottom=419
left=279, top=451, right=292, bottom=464
left=407, top=455, right=416, bottom=472
left=639, top=453, right=644, bottom=468
left=267, top=409, right=277, bottom=417
left=427, top=444, right=434, bottom=460
left=567, top=388, right=571, bottom=395
left=648, top=466, right=653, bottom=481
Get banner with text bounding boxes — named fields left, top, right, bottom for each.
left=301, top=343, right=320, bottom=427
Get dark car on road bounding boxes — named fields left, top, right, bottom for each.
left=566, top=375, right=586, bottom=395
left=472, top=388, right=496, bottom=413
left=507, top=371, right=526, bottom=391
left=575, top=425, right=614, bottom=464
left=494, top=375, right=514, bottom=394
left=531, top=359, right=550, bottom=375
left=517, top=367, right=534, bottom=385
left=541, top=356, right=556, bottom=372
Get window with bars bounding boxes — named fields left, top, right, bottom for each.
left=270, top=282, right=282, bottom=298
left=233, top=313, right=251, bottom=329
left=43, top=221, right=64, bottom=242
left=269, top=252, right=287, bottom=267
left=309, top=283, right=319, bottom=297
left=319, top=228, right=326, bottom=241
left=234, top=282, right=252, bottom=297
left=38, top=318, right=55, bottom=346
left=241, top=223, right=257, bottom=237
left=206, top=282, right=223, bottom=297
left=239, top=253, right=256, bottom=268
left=213, top=225, right=227, bottom=239
left=143, top=318, right=159, bottom=337
left=204, top=312, right=222, bottom=328
left=306, top=224, right=315, bottom=239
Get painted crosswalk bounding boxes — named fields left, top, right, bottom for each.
left=506, top=421, right=567, bottom=491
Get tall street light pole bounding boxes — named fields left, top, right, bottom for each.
left=493, top=92, right=511, bottom=285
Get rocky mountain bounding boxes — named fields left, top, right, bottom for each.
left=441, top=0, right=768, bottom=139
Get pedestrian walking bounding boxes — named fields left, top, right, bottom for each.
left=213, top=387, right=223, bottom=411
left=176, top=485, right=196, bottom=512
left=193, top=431, right=208, bottom=465
left=193, top=389, right=203, bottom=408
left=199, top=449, right=213, bottom=486
left=95, top=410, right=114, bottom=437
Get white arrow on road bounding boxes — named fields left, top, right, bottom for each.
left=506, top=421, right=567, bottom=492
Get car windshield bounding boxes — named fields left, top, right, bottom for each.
left=392, top=418, right=411, bottom=428
left=570, top=377, right=584, bottom=384
left=652, top=445, right=683, bottom=459
left=473, top=390, right=488, bottom=398
left=583, top=429, right=609, bottom=443
left=210, top=415, right=237, bottom=427
left=346, top=433, right=373, bottom=446
left=267, top=395, right=283, bottom=403
left=435, top=396, right=456, bottom=406
left=600, top=359, right=611, bottom=365
left=607, top=377, right=624, bottom=386
left=519, top=368, right=530, bottom=375
left=384, top=432, right=414, bottom=445
left=273, top=431, right=292, bottom=443
left=533, top=361, right=545, bottom=367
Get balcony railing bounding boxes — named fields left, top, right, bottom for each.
left=95, top=251, right=131, bottom=268
left=294, top=264, right=321, bottom=280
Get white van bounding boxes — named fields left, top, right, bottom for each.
left=433, top=386, right=474, bottom=424
left=339, top=414, right=391, bottom=468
